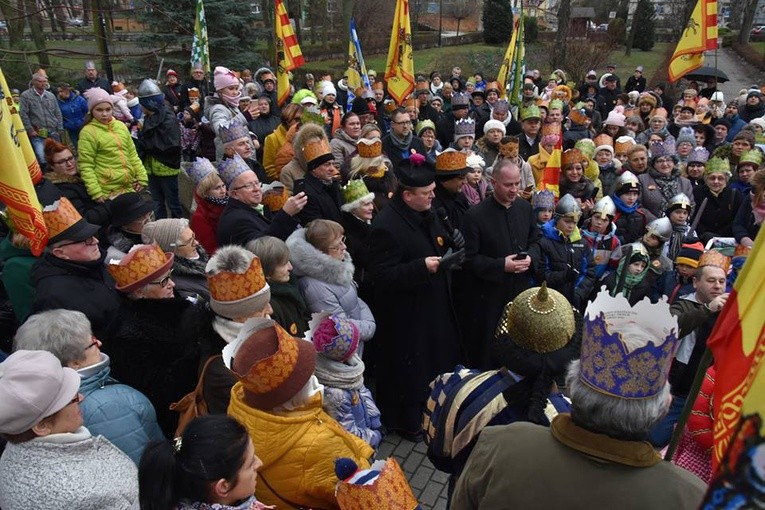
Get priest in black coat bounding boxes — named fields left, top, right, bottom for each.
left=461, top=159, right=540, bottom=368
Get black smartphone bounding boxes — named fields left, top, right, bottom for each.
left=590, top=187, right=599, bottom=200
left=516, top=252, right=528, bottom=259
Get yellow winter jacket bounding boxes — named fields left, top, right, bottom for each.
left=228, top=382, right=373, bottom=510
left=528, top=145, right=552, bottom=187
left=263, top=124, right=288, bottom=182
left=77, top=118, right=147, bottom=200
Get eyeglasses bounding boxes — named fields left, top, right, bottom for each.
left=329, top=236, right=346, bottom=252
left=53, top=156, right=76, bottom=166
left=149, top=270, right=174, bottom=287
left=392, top=120, right=413, bottom=125
left=69, top=393, right=82, bottom=405
left=175, top=233, right=196, bottom=247
left=234, top=181, right=262, bottom=191
left=83, top=335, right=101, bottom=352
left=655, top=157, right=674, bottom=164
left=56, top=237, right=98, bottom=248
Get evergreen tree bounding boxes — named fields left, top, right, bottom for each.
left=483, top=0, right=513, bottom=44
left=631, top=0, right=656, bottom=51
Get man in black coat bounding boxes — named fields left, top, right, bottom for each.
left=293, top=142, right=344, bottom=225
left=369, top=157, right=465, bottom=440
left=382, top=108, right=427, bottom=170
left=180, top=64, right=211, bottom=110
left=75, top=61, right=112, bottom=95
left=624, top=66, right=647, bottom=93
left=436, top=92, right=471, bottom=149
left=597, top=74, right=621, bottom=119
left=216, top=162, right=306, bottom=246
left=518, top=105, right=542, bottom=161
left=461, top=160, right=539, bottom=368
left=432, top=149, right=470, bottom=229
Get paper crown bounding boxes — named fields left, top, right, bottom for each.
left=650, top=138, right=676, bottom=160
left=308, top=313, right=360, bottom=362
left=499, top=136, right=520, bottom=159
left=573, top=138, right=596, bottom=159
left=540, top=122, right=561, bottom=138
left=217, top=154, right=251, bottom=188
left=453, top=118, right=476, bottom=140
left=705, top=157, right=731, bottom=176
left=494, top=283, right=576, bottom=353
left=592, top=195, right=616, bottom=218
left=493, top=99, right=510, bottom=114
left=521, top=104, right=541, bottom=120
left=580, top=289, right=679, bottom=399
left=568, top=108, right=588, bottom=125
left=42, top=197, right=97, bottom=244
left=667, top=193, right=692, bottom=213
left=335, top=458, right=420, bottom=510
left=451, top=93, right=470, bottom=108
left=485, top=81, right=501, bottom=94
left=187, top=87, right=200, bottom=101
left=415, top=119, right=436, bottom=137
left=593, top=133, right=614, bottom=148
left=435, top=148, right=470, bottom=175
left=107, top=244, right=174, bottom=293
left=341, top=179, right=375, bottom=212
left=218, top=118, right=250, bottom=145
left=698, top=250, right=731, bottom=273
left=687, top=146, right=710, bottom=164
left=186, top=157, right=217, bottom=186
left=531, top=189, right=555, bottom=210
left=303, top=137, right=333, bottom=164
left=561, top=148, right=587, bottom=168
left=357, top=137, right=382, bottom=159
left=738, top=149, right=763, bottom=168
left=208, top=255, right=268, bottom=306
left=548, top=98, right=564, bottom=111
left=614, top=136, right=636, bottom=154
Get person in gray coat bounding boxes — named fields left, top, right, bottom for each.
left=286, top=220, right=375, bottom=356
left=13, top=309, right=165, bottom=464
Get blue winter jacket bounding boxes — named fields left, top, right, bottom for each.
left=78, top=354, right=165, bottom=464
left=57, top=91, right=88, bottom=132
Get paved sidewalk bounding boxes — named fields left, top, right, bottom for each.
left=377, top=432, right=451, bottom=510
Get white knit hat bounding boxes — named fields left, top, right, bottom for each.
left=483, top=119, right=507, bottom=136
left=322, top=82, right=337, bottom=97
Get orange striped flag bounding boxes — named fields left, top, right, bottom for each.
left=384, top=0, right=415, bottom=105
left=707, top=233, right=765, bottom=472
left=668, top=0, right=718, bottom=82
left=0, top=66, right=47, bottom=255
left=538, top=123, right=562, bottom=199
left=275, top=0, right=304, bottom=106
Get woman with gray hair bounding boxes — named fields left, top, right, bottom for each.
left=142, top=217, right=209, bottom=301
left=13, top=309, right=164, bottom=463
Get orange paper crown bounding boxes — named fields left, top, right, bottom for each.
left=500, top=137, right=520, bottom=159
left=107, top=244, right=174, bottom=293
left=540, top=122, right=561, bottom=137
left=357, top=138, right=382, bottom=158
left=593, top=133, right=614, bottom=148
left=561, top=148, right=586, bottom=168
left=208, top=257, right=268, bottom=303
left=435, top=149, right=469, bottom=174
left=42, top=197, right=84, bottom=241
left=568, top=109, right=588, bottom=125
left=302, top=138, right=332, bottom=164
left=698, top=250, right=731, bottom=273
left=614, top=137, right=636, bottom=154
left=336, top=458, right=420, bottom=510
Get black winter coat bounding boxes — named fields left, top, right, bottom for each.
left=692, top=185, right=743, bottom=244
left=613, top=205, right=649, bottom=245
left=381, top=134, right=427, bottom=170
left=46, top=173, right=112, bottom=226
left=31, top=251, right=121, bottom=339
left=341, top=211, right=372, bottom=288
left=518, top=133, right=540, bottom=162
left=137, top=106, right=182, bottom=169
left=732, top=194, right=760, bottom=243
left=597, top=86, right=621, bottom=118
left=432, top=183, right=470, bottom=232
left=293, top=172, right=343, bottom=225
left=216, top=197, right=299, bottom=246
left=104, top=296, right=199, bottom=437
left=461, top=196, right=540, bottom=368
left=369, top=196, right=463, bottom=434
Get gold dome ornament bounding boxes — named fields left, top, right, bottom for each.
left=494, top=283, right=577, bottom=353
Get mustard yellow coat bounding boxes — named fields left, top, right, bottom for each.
left=228, top=382, right=374, bottom=510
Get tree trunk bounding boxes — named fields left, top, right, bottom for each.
left=341, top=0, right=354, bottom=42
left=24, top=0, right=50, bottom=66
left=553, top=0, right=571, bottom=68
left=0, top=0, right=26, bottom=47
left=738, top=0, right=758, bottom=44
left=624, top=3, right=638, bottom=56
left=82, top=0, right=90, bottom=24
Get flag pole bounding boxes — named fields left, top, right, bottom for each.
left=664, top=348, right=712, bottom=460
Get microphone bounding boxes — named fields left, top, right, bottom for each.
left=436, top=207, right=455, bottom=233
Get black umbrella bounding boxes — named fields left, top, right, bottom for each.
left=683, top=66, right=730, bottom=82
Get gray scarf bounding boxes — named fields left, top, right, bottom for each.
left=649, top=166, right=680, bottom=212
left=314, top=353, right=365, bottom=390
left=389, top=130, right=414, bottom=151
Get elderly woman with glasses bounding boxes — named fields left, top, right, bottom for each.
left=102, top=244, right=199, bottom=436
left=142, top=218, right=209, bottom=301
left=287, top=219, right=376, bottom=357
left=638, top=138, right=695, bottom=220
left=0, top=350, right=139, bottom=509
left=692, top=157, right=745, bottom=244
left=13, top=309, right=164, bottom=464
left=43, top=139, right=112, bottom=226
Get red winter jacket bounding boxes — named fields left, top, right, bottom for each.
left=190, top=192, right=225, bottom=255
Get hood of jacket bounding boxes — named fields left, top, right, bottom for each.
left=286, top=228, right=355, bottom=286
left=542, top=219, right=582, bottom=243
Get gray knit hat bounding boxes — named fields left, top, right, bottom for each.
left=142, top=218, right=188, bottom=253
left=206, top=245, right=271, bottom=319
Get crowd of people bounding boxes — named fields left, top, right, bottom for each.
left=0, top=56, right=764, bottom=509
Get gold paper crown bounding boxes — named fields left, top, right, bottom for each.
left=237, top=323, right=299, bottom=395
left=403, top=97, right=416, bottom=108
left=593, top=134, right=614, bottom=148
left=485, top=81, right=501, bottom=93
left=698, top=250, right=731, bottom=273
left=357, top=138, right=382, bottom=158
left=705, top=157, right=731, bottom=176
left=262, top=189, right=289, bottom=212
left=302, top=138, right=332, bottom=164
left=568, top=108, right=588, bottom=125
left=540, top=122, right=561, bottom=137
left=415, top=81, right=429, bottom=92
left=435, top=149, right=469, bottom=173
left=561, top=148, right=586, bottom=168
left=499, top=137, right=520, bottom=158
left=495, top=283, right=576, bottom=353
left=42, top=197, right=84, bottom=241
left=208, top=257, right=268, bottom=303
left=614, top=136, right=636, bottom=154
left=107, top=244, right=173, bottom=292
left=336, top=458, right=419, bottom=510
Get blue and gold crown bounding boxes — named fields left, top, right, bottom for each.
left=218, top=117, right=251, bottom=145
left=580, top=288, right=679, bottom=399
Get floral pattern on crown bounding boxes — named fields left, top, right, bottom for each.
left=336, top=458, right=420, bottom=510
left=107, top=244, right=171, bottom=289
left=239, top=323, right=299, bottom=394
left=208, top=257, right=267, bottom=302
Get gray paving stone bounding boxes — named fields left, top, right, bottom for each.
left=394, top=438, right=417, bottom=456
left=419, top=481, right=445, bottom=506
left=403, top=451, right=425, bottom=474
left=433, top=498, right=449, bottom=510
left=431, top=469, right=450, bottom=484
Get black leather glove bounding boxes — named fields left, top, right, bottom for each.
left=452, top=228, right=466, bottom=250
left=440, top=248, right=465, bottom=272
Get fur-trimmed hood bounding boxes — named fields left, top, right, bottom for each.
left=286, top=228, right=355, bottom=286
left=292, top=123, right=328, bottom=169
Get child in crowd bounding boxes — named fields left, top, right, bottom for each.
left=462, top=153, right=488, bottom=206
left=662, top=238, right=704, bottom=303
left=611, top=171, right=649, bottom=244
left=531, top=189, right=555, bottom=228
left=581, top=196, right=622, bottom=281
left=641, top=217, right=674, bottom=300
left=605, top=242, right=652, bottom=304
left=665, top=193, right=695, bottom=261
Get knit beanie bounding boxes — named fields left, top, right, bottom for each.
left=142, top=218, right=188, bottom=253
left=311, top=314, right=360, bottom=363
left=676, top=239, right=704, bottom=268
left=322, top=82, right=337, bottom=97
left=84, top=87, right=112, bottom=112
left=483, top=119, right=507, bottom=136
left=213, top=66, right=239, bottom=91
left=676, top=127, right=696, bottom=147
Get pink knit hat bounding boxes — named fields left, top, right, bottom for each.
left=213, top=66, right=239, bottom=91
left=84, top=87, right=112, bottom=111
left=311, top=314, right=360, bottom=362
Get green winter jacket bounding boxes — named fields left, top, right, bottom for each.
left=77, top=118, right=148, bottom=200
left=0, top=237, right=38, bottom=322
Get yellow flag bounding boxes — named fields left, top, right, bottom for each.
left=497, top=15, right=520, bottom=100
left=668, top=0, right=718, bottom=82
left=275, top=0, right=305, bottom=106
left=384, top=0, right=415, bottom=105
left=0, top=67, right=48, bottom=254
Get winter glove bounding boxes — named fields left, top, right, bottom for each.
left=452, top=228, right=466, bottom=250
left=440, top=248, right=465, bottom=272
